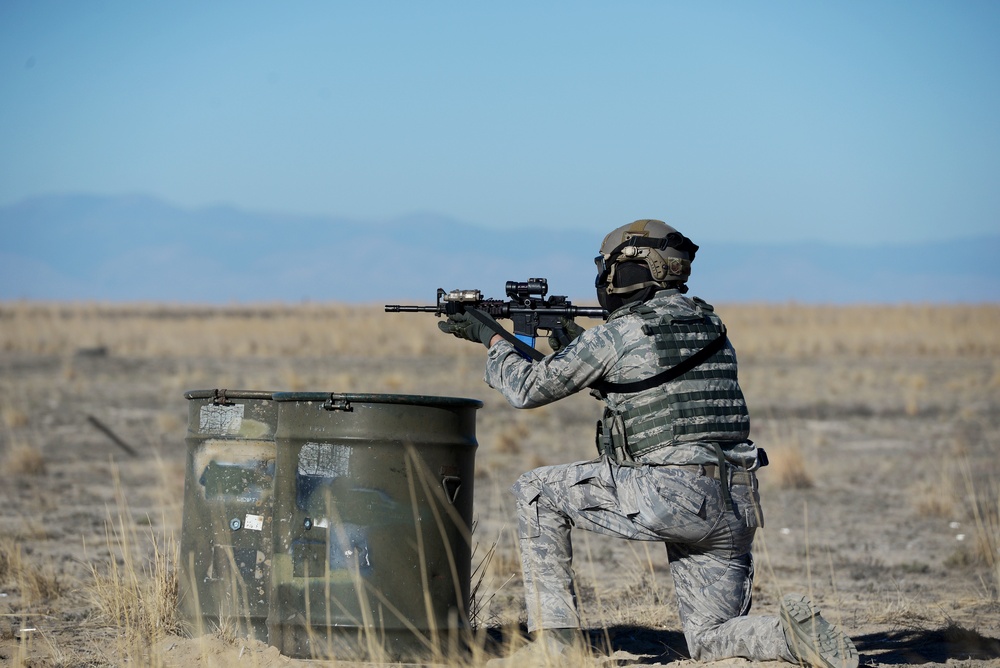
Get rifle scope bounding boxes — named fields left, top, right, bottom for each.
left=505, top=278, right=548, bottom=301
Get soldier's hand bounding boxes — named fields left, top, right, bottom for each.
left=548, top=317, right=585, bottom=353
left=437, top=310, right=497, bottom=347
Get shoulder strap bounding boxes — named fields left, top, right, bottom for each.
left=592, top=326, right=728, bottom=395
left=467, top=308, right=545, bottom=361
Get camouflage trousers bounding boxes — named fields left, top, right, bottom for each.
left=510, top=455, right=795, bottom=662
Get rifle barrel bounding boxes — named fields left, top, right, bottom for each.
left=569, top=306, right=607, bottom=318
left=384, top=305, right=439, bottom=313
left=505, top=306, right=606, bottom=319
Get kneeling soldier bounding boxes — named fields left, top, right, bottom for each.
left=439, top=219, right=858, bottom=668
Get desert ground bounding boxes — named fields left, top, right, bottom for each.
left=1, top=301, right=999, bottom=667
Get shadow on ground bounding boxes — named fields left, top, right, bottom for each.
left=487, top=622, right=1000, bottom=665
left=484, top=624, right=689, bottom=664
left=599, top=625, right=690, bottom=664
left=598, top=623, right=1000, bottom=666
left=855, top=625, right=1000, bottom=665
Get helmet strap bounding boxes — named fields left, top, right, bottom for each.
left=605, top=279, right=666, bottom=294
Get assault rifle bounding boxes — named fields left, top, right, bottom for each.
left=385, top=278, right=607, bottom=361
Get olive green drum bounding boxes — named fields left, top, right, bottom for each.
left=267, top=392, right=481, bottom=661
left=178, top=389, right=277, bottom=641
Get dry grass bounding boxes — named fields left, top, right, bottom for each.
left=0, top=538, right=63, bottom=605
left=1, top=301, right=998, bottom=666
left=764, top=429, right=815, bottom=490
left=495, top=421, right=530, bottom=455
left=2, top=442, right=47, bottom=476
left=86, top=467, right=182, bottom=665
left=957, top=457, right=1000, bottom=599
left=2, top=405, right=30, bottom=429
left=2, top=301, right=998, bottom=360
left=0, top=302, right=448, bottom=359
left=719, top=303, right=1000, bottom=359
left=912, top=474, right=958, bottom=520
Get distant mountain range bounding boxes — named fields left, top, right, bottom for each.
left=2, top=193, right=997, bottom=304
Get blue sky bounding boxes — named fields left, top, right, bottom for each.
left=2, top=1, right=998, bottom=245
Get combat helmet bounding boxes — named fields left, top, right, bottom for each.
left=595, top=219, right=698, bottom=303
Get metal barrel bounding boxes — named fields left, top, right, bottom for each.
left=178, top=389, right=278, bottom=641
left=266, top=391, right=481, bottom=662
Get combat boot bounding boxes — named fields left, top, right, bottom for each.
left=779, top=593, right=859, bottom=668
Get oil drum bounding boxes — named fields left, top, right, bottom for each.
left=266, top=391, right=480, bottom=661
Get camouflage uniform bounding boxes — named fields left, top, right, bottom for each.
left=483, top=289, right=794, bottom=662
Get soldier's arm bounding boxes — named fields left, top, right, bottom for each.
left=482, top=324, right=619, bottom=409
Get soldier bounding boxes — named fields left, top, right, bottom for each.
left=438, top=219, right=858, bottom=668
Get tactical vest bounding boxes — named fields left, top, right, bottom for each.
left=598, top=299, right=750, bottom=461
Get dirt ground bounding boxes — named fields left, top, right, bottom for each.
left=1, top=310, right=999, bottom=667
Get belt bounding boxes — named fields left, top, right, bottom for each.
left=674, top=463, right=755, bottom=487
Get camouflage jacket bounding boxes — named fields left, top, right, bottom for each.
left=484, top=290, right=758, bottom=467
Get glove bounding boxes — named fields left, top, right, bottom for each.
left=437, top=310, right=498, bottom=347
left=547, top=317, right=585, bottom=353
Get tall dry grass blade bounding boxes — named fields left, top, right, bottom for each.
left=958, top=454, right=1000, bottom=599
left=86, top=460, right=180, bottom=665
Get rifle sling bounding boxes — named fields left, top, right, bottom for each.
left=592, top=326, right=728, bottom=395
left=467, top=308, right=545, bottom=362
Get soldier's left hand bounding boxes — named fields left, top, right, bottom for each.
left=438, top=310, right=497, bottom=347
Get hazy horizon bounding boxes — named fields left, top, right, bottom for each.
left=3, top=193, right=998, bottom=304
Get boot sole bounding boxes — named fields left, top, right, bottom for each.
left=780, top=594, right=859, bottom=668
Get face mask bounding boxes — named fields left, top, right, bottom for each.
left=596, top=282, right=625, bottom=313
left=596, top=261, right=655, bottom=313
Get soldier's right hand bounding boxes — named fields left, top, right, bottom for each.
left=548, top=317, right=585, bottom=353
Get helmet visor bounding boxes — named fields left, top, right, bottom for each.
left=594, top=255, right=611, bottom=287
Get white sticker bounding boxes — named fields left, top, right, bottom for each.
left=199, top=403, right=245, bottom=435
left=298, top=442, right=351, bottom=477
left=244, top=514, right=264, bottom=531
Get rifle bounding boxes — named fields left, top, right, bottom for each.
left=385, top=278, right=607, bottom=361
